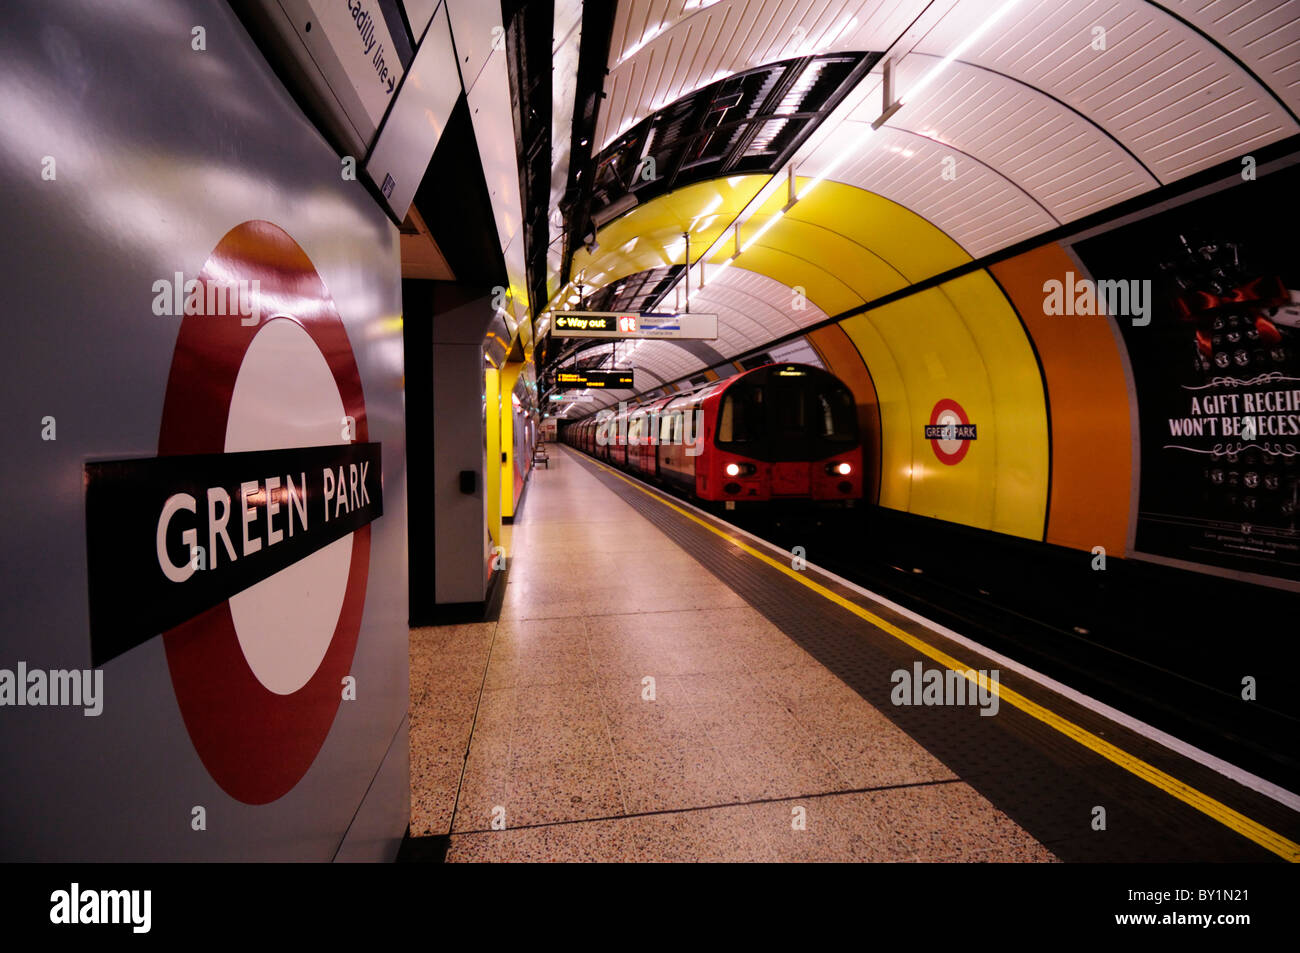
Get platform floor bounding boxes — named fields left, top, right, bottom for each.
left=409, top=449, right=1064, bottom=861
left=409, top=447, right=1300, bottom=863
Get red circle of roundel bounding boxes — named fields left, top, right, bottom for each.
left=929, top=398, right=972, bottom=466
left=157, top=221, right=369, bottom=805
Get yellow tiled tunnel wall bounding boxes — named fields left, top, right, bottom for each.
left=839, top=271, right=1050, bottom=540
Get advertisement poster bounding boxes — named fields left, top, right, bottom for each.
left=1073, top=163, right=1300, bottom=584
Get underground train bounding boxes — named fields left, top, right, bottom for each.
left=563, top=363, right=863, bottom=507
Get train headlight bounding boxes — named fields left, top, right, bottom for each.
left=826, top=462, right=852, bottom=476
left=724, top=462, right=756, bottom=477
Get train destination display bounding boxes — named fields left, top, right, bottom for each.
left=557, top=370, right=634, bottom=389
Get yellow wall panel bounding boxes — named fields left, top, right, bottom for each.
left=722, top=248, right=863, bottom=317
left=730, top=213, right=910, bottom=303
left=791, top=180, right=971, bottom=281
left=868, top=288, right=998, bottom=529
left=498, top=362, right=523, bottom=520
left=939, top=271, right=1050, bottom=539
left=847, top=276, right=1049, bottom=540
left=484, top=368, right=502, bottom=549
left=839, top=314, right=912, bottom=513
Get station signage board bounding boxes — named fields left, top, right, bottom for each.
left=551, top=311, right=718, bottom=340
left=556, top=370, right=634, bottom=389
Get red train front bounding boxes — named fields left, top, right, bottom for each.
left=564, top=363, right=862, bottom=508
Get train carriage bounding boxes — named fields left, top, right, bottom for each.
left=564, top=363, right=863, bottom=507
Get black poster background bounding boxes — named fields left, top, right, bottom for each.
left=1073, top=162, right=1300, bottom=582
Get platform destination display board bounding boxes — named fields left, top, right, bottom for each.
left=551, top=311, right=718, bottom=340
left=557, top=370, right=634, bottom=389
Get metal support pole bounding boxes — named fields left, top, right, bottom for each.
left=683, top=231, right=690, bottom=313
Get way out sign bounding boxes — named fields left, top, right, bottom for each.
left=551, top=311, right=718, bottom=340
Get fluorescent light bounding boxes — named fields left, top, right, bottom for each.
left=740, top=207, right=786, bottom=253
left=902, top=0, right=1024, bottom=104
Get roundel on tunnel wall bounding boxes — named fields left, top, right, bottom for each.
left=156, top=221, right=373, bottom=805
left=927, top=399, right=976, bottom=466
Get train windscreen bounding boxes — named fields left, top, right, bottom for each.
left=716, top=366, right=858, bottom=461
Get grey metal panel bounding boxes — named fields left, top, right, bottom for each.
left=333, top=716, right=411, bottom=862
left=366, top=2, right=460, bottom=220
left=0, top=0, right=407, bottom=859
left=432, top=341, right=491, bottom=604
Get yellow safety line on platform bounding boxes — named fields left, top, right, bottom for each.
left=583, top=454, right=1300, bottom=862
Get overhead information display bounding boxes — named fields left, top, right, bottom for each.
left=557, top=370, right=634, bottom=389
left=551, top=311, right=718, bottom=340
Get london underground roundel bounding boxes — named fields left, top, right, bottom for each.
left=926, top=399, right=976, bottom=466
left=147, top=221, right=378, bottom=804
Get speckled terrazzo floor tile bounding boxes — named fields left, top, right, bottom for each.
left=493, top=619, right=587, bottom=650
left=915, top=840, right=1060, bottom=863
left=597, top=676, right=713, bottom=751
left=617, top=583, right=750, bottom=615
left=716, top=734, right=846, bottom=801
left=630, top=804, right=776, bottom=862
left=675, top=670, right=764, bottom=707
left=521, top=680, right=607, bottom=721
left=484, top=646, right=595, bottom=689
left=452, top=754, right=511, bottom=834
left=445, top=826, right=552, bottom=863
left=503, top=756, right=627, bottom=827
left=749, top=794, right=884, bottom=862
left=409, top=707, right=474, bottom=765
left=880, top=782, right=1055, bottom=860
left=663, top=641, right=754, bottom=675
left=529, top=816, right=644, bottom=861
left=842, top=783, right=1038, bottom=859
left=693, top=694, right=810, bottom=748
left=449, top=698, right=513, bottom=834
left=423, top=653, right=493, bottom=692
left=612, top=743, right=741, bottom=814
left=748, top=664, right=855, bottom=708
left=409, top=755, right=463, bottom=836
left=582, top=610, right=705, bottom=641
left=434, top=622, right=497, bottom=654
left=508, top=719, right=612, bottom=771
left=793, top=702, right=957, bottom=789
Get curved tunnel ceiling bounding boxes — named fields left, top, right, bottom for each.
left=548, top=0, right=1300, bottom=413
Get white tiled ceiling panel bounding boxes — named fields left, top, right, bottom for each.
left=693, top=267, right=829, bottom=354
left=598, top=0, right=931, bottom=148
left=885, top=55, right=1158, bottom=222
left=1165, top=0, right=1300, bottom=117
left=800, top=121, right=1058, bottom=258
left=910, top=0, right=1299, bottom=183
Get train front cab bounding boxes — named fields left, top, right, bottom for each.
left=698, top=364, right=862, bottom=505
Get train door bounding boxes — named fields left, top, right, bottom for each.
left=769, top=373, right=813, bottom=495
